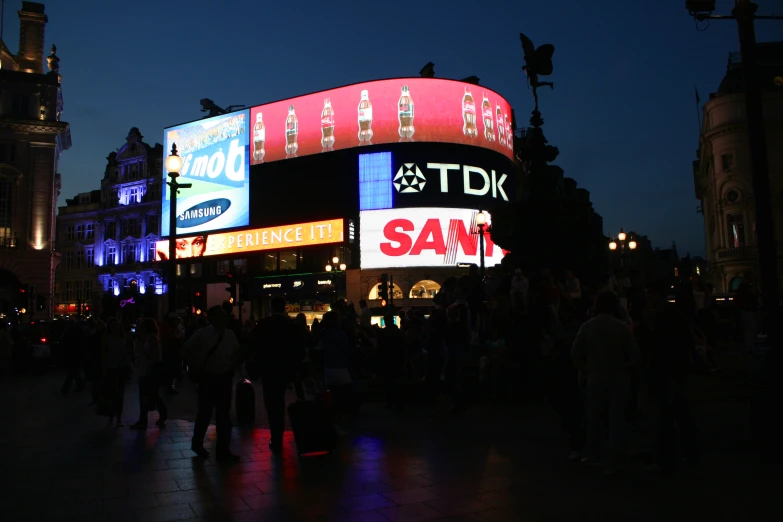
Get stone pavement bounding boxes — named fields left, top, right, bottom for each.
left=0, top=359, right=776, bottom=522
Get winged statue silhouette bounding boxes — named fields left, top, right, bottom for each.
left=520, top=33, right=555, bottom=110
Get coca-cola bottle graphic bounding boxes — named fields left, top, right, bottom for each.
left=482, top=94, right=494, bottom=142
left=462, top=88, right=478, bottom=138
left=398, top=85, right=415, bottom=139
left=253, top=112, right=265, bottom=162
left=496, top=104, right=506, bottom=147
left=321, top=98, right=335, bottom=150
left=358, top=90, right=373, bottom=143
left=285, top=105, right=298, bottom=156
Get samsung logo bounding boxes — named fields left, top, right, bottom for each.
left=178, top=198, right=231, bottom=228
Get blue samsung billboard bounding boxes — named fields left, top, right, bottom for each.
left=162, top=110, right=250, bottom=237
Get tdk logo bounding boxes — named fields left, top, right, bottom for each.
left=180, top=138, right=246, bottom=183
left=178, top=198, right=231, bottom=228
left=394, top=162, right=509, bottom=201
left=394, top=164, right=426, bottom=193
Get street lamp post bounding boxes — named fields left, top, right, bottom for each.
left=165, top=144, right=191, bottom=317
left=608, top=227, right=636, bottom=269
left=476, top=211, right=487, bottom=278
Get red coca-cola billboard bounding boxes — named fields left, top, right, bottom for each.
left=249, top=78, right=514, bottom=165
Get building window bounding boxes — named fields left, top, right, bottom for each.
left=129, top=163, right=139, bottom=180
left=65, top=225, right=74, bottom=242
left=85, top=223, right=94, bottom=241
left=106, top=244, right=116, bottom=266
left=727, top=214, right=745, bottom=247
left=264, top=253, right=277, bottom=272
left=726, top=190, right=740, bottom=204
left=280, top=251, right=297, bottom=271
left=64, top=281, right=72, bottom=301
left=409, top=280, right=441, bottom=299
left=84, top=280, right=92, bottom=298
left=149, top=182, right=161, bottom=201
left=0, top=178, right=13, bottom=244
left=85, top=248, right=94, bottom=268
left=122, top=242, right=138, bottom=265
left=64, top=251, right=74, bottom=270
left=75, top=224, right=84, bottom=241
left=721, top=153, right=735, bottom=172
left=121, top=218, right=140, bottom=237
left=76, top=250, right=84, bottom=269
left=12, top=94, right=29, bottom=117
left=147, top=241, right=157, bottom=263
left=147, top=215, right=159, bottom=235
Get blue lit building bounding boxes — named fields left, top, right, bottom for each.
left=55, top=128, right=163, bottom=318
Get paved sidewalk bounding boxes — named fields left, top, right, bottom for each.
left=0, top=361, right=774, bottom=522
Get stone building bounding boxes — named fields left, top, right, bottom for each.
left=55, top=128, right=163, bottom=318
left=0, top=3, right=71, bottom=319
left=694, top=42, right=783, bottom=293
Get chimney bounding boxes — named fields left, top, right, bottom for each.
left=17, top=2, right=48, bottom=73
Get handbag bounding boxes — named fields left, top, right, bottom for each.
left=189, top=330, right=225, bottom=383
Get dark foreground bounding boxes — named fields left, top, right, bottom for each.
left=1, top=357, right=776, bottom=522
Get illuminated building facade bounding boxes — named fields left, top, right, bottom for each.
left=694, top=43, right=783, bottom=293
left=55, top=128, right=163, bottom=317
left=0, top=3, right=71, bottom=318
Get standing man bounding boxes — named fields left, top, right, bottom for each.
left=184, top=306, right=242, bottom=461
left=571, top=291, right=639, bottom=476
left=251, top=296, right=305, bottom=452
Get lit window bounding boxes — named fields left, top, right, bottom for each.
left=106, top=244, right=116, bottom=266
left=84, top=223, right=94, bottom=241
left=727, top=214, right=745, bottom=247
left=85, top=248, right=94, bottom=268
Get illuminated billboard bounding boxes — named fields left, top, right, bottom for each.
left=358, top=147, right=514, bottom=212
left=360, top=208, right=506, bottom=269
left=162, top=109, right=250, bottom=237
left=249, top=79, right=513, bottom=165
left=156, top=218, right=343, bottom=260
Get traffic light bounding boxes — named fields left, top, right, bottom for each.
left=36, top=295, right=45, bottom=312
left=379, top=273, right=389, bottom=302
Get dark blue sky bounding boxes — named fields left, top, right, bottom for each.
left=6, top=0, right=781, bottom=257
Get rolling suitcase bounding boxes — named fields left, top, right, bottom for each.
left=235, top=378, right=256, bottom=427
left=287, top=387, right=336, bottom=457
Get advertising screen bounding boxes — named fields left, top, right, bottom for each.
left=156, top=218, right=343, bottom=260
left=360, top=208, right=507, bottom=269
left=162, top=109, right=250, bottom=237
left=358, top=145, right=515, bottom=212
left=249, top=78, right=514, bottom=165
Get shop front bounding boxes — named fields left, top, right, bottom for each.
left=253, top=271, right=346, bottom=325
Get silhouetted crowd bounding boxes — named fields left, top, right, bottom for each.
left=0, top=263, right=756, bottom=473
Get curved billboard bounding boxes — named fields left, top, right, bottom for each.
left=249, top=78, right=514, bottom=165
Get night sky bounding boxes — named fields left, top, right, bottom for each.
left=5, top=0, right=780, bottom=257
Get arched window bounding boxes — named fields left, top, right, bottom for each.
left=368, top=282, right=403, bottom=301
left=0, top=177, right=14, bottom=247
left=729, top=277, right=743, bottom=292
left=409, top=280, right=441, bottom=299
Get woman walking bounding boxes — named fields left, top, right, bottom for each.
left=130, top=318, right=168, bottom=429
left=101, top=318, right=131, bottom=427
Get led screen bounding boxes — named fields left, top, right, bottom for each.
left=156, top=218, right=343, bottom=260
left=360, top=208, right=506, bottom=269
left=162, top=109, right=250, bottom=236
left=249, top=79, right=514, bottom=165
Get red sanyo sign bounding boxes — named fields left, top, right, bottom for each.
left=360, top=208, right=507, bottom=269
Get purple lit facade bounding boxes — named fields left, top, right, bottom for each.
left=55, top=128, right=163, bottom=317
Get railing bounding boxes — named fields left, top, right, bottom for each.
left=716, top=246, right=756, bottom=260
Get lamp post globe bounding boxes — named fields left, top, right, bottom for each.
left=165, top=145, right=183, bottom=175
left=617, top=229, right=626, bottom=242
left=339, top=263, right=346, bottom=271
left=609, top=240, right=617, bottom=251
left=325, top=265, right=332, bottom=272
left=629, top=240, right=637, bottom=250
left=475, top=211, right=487, bottom=226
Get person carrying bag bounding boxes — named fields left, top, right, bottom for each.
left=184, top=306, right=242, bottom=461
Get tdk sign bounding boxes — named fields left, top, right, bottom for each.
left=162, top=109, right=251, bottom=236
left=394, top=162, right=509, bottom=201
left=178, top=198, right=231, bottom=228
